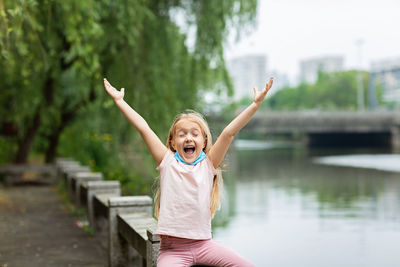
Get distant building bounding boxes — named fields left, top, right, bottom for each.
left=370, top=58, right=400, bottom=104
left=300, top=56, right=344, bottom=84
left=227, top=54, right=267, bottom=100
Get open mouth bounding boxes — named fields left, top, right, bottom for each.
left=183, top=146, right=196, bottom=155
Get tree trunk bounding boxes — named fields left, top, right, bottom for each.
left=44, top=127, right=61, bottom=163
left=44, top=77, right=98, bottom=163
left=14, top=107, right=41, bottom=164
left=13, top=74, right=54, bottom=164
left=44, top=107, right=77, bottom=163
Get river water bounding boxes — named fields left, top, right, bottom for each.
left=212, top=140, right=400, bottom=267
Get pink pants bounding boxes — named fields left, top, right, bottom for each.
left=157, top=236, right=254, bottom=267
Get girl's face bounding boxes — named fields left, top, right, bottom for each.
left=171, top=119, right=206, bottom=163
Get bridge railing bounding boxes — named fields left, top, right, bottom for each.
left=55, top=158, right=160, bottom=267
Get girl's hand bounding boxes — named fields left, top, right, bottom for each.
left=253, top=77, right=274, bottom=106
left=104, top=78, right=125, bottom=101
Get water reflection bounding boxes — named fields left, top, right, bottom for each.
left=212, top=142, right=400, bottom=267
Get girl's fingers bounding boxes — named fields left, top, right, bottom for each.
left=102, top=79, right=124, bottom=101
left=265, top=78, right=270, bottom=89
left=104, top=81, right=115, bottom=92
left=268, top=77, right=274, bottom=88
left=104, top=79, right=110, bottom=89
left=104, top=78, right=113, bottom=89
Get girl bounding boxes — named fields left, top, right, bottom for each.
left=104, top=77, right=273, bottom=267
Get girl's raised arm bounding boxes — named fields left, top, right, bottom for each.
left=208, top=77, right=274, bottom=168
left=104, top=78, right=167, bottom=165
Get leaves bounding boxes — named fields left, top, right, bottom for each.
left=0, top=0, right=258, bottom=191
left=266, top=71, right=371, bottom=111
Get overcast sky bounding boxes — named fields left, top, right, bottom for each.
left=225, top=0, right=400, bottom=83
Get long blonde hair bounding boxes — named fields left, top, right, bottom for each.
left=154, top=110, right=223, bottom=218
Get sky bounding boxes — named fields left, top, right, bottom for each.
left=224, top=0, right=400, bottom=83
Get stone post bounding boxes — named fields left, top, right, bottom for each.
left=146, top=229, right=160, bottom=267
left=56, top=160, right=79, bottom=181
left=108, top=196, right=152, bottom=267
left=86, top=180, right=121, bottom=230
left=55, top=157, right=75, bottom=165
left=73, top=172, right=103, bottom=207
left=65, top=166, right=91, bottom=201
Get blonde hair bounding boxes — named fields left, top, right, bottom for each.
left=154, top=110, right=223, bottom=219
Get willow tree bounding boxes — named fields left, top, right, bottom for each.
left=0, top=0, right=257, bottom=164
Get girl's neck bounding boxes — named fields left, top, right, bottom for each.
left=174, top=151, right=206, bottom=165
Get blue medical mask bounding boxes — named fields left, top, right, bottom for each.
left=174, top=150, right=207, bottom=165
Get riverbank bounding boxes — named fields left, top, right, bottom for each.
left=314, top=154, right=400, bottom=173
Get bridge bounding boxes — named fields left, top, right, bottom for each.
left=243, top=111, right=400, bottom=147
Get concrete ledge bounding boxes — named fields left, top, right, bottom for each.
left=94, top=194, right=116, bottom=218
left=54, top=158, right=162, bottom=267
left=85, top=182, right=121, bottom=231
left=146, top=228, right=160, bottom=242
left=86, top=180, right=121, bottom=189
left=117, top=213, right=157, bottom=258
left=146, top=229, right=160, bottom=267
left=55, top=158, right=76, bottom=165
left=72, top=172, right=103, bottom=207
left=108, top=196, right=153, bottom=208
left=92, top=193, right=119, bottom=237
left=56, top=161, right=80, bottom=180
left=81, top=181, right=121, bottom=213
left=64, top=167, right=91, bottom=201
left=108, top=196, right=153, bottom=267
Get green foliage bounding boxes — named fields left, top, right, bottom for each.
left=0, top=137, right=16, bottom=164
left=1, top=0, right=258, bottom=194
left=265, top=70, right=372, bottom=110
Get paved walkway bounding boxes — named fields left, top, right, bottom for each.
left=0, top=184, right=107, bottom=267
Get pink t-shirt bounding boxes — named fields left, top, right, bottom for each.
left=156, top=150, right=217, bottom=239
